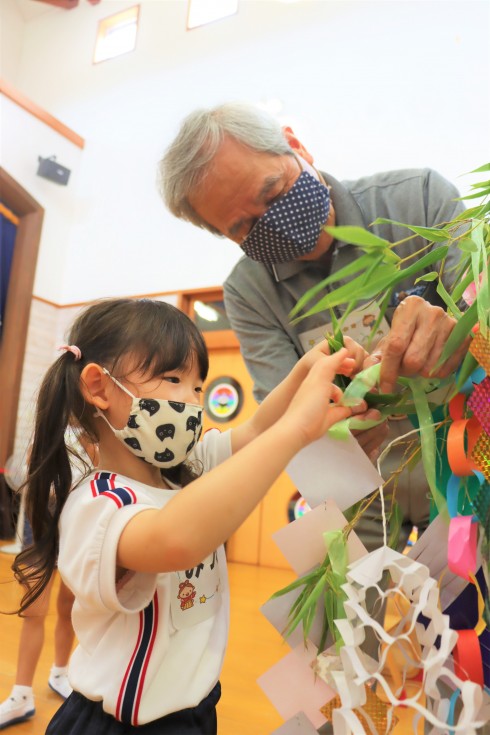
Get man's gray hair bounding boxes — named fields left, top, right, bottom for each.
left=158, top=102, right=291, bottom=233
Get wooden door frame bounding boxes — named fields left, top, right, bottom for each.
left=0, top=168, right=44, bottom=469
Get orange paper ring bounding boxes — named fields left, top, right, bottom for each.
left=449, top=393, right=466, bottom=421
left=447, top=418, right=481, bottom=476
left=453, top=629, right=484, bottom=686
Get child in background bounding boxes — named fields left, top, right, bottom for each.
left=13, top=298, right=366, bottom=735
left=0, top=566, right=74, bottom=730
left=0, top=433, right=97, bottom=730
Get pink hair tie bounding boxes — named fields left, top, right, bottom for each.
left=58, top=344, right=82, bottom=361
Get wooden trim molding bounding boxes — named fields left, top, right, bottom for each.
left=0, top=78, right=85, bottom=150
left=32, top=285, right=227, bottom=310
left=0, top=168, right=44, bottom=467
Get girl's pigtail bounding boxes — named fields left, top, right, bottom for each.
left=12, top=357, right=76, bottom=614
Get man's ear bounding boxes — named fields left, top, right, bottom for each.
left=80, top=363, right=110, bottom=410
left=282, top=125, right=314, bottom=165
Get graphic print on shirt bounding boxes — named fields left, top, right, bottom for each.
left=298, top=303, right=390, bottom=353
left=170, top=550, right=222, bottom=629
left=90, top=472, right=158, bottom=727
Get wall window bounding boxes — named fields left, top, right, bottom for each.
left=94, top=5, right=139, bottom=64
left=187, top=0, right=238, bottom=30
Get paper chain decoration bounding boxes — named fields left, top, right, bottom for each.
left=257, top=329, right=490, bottom=734
left=316, top=546, right=487, bottom=734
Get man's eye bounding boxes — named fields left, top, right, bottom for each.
left=265, top=188, right=286, bottom=208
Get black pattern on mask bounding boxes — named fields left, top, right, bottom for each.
left=124, top=437, right=141, bottom=451
left=139, top=399, right=160, bottom=416
left=156, top=424, right=175, bottom=441
left=154, top=448, right=175, bottom=463
left=168, top=401, right=185, bottom=413
left=186, top=415, right=200, bottom=433
left=127, top=415, right=140, bottom=429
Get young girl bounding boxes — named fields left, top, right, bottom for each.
left=13, top=298, right=366, bottom=734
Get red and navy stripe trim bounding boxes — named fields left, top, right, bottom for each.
left=91, top=471, right=158, bottom=725
left=90, top=471, right=137, bottom=507
left=116, top=591, right=159, bottom=725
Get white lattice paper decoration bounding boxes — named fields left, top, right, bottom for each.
left=313, top=546, right=488, bottom=734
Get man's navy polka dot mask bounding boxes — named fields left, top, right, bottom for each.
left=241, top=171, right=331, bottom=265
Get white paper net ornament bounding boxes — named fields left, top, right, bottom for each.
left=313, top=546, right=489, bottom=734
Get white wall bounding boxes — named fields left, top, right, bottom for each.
left=0, top=97, right=84, bottom=304
left=0, top=0, right=24, bottom=84
left=2, top=0, right=489, bottom=304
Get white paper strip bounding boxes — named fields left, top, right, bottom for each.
left=270, top=711, right=319, bottom=734
left=286, top=433, right=383, bottom=510
left=257, top=643, right=334, bottom=729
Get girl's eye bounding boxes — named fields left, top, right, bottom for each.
left=163, top=376, right=180, bottom=384
left=195, top=387, right=203, bottom=394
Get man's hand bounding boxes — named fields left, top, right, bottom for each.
left=365, top=296, right=470, bottom=393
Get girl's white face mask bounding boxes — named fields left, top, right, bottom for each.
left=96, top=369, right=203, bottom=468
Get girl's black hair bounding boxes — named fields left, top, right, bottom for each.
left=12, top=298, right=209, bottom=614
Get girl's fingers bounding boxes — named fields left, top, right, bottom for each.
left=330, top=384, right=344, bottom=404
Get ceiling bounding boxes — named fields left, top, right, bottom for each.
left=13, top=0, right=100, bottom=22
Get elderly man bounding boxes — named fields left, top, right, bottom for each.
left=159, top=102, right=468, bottom=553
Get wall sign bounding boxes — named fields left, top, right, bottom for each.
left=204, top=376, right=243, bottom=423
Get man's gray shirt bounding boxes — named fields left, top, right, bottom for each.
left=223, top=168, right=465, bottom=404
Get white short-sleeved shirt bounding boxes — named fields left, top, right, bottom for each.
left=58, top=429, right=232, bottom=726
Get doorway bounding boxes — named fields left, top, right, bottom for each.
left=0, top=168, right=44, bottom=537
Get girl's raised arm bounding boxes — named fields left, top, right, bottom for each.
left=116, top=349, right=364, bottom=575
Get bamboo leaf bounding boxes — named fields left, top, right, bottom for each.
left=271, top=567, right=322, bottom=598
left=372, top=218, right=450, bottom=242
left=409, top=378, right=447, bottom=517
left=388, top=501, right=403, bottom=550
left=471, top=221, right=489, bottom=336
left=318, top=599, right=331, bottom=653
left=455, top=351, right=479, bottom=394
left=457, top=189, right=490, bottom=201
left=436, top=280, right=463, bottom=318
left=365, top=290, right=392, bottom=350
left=415, top=272, right=439, bottom=283
left=458, top=238, right=479, bottom=253
left=324, top=225, right=391, bottom=249
left=451, top=267, right=476, bottom=303
left=467, top=163, right=490, bottom=174
left=293, top=245, right=449, bottom=322
left=291, top=266, right=398, bottom=320
left=470, top=179, right=490, bottom=190
left=452, top=203, right=489, bottom=221
left=433, top=300, right=478, bottom=371
left=325, top=588, right=335, bottom=643
left=289, top=252, right=381, bottom=318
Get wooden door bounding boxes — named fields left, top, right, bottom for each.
left=179, top=289, right=295, bottom=570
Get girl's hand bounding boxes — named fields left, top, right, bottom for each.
left=285, top=349, right=367, bottom=447
left=297, top=335, right=369, bottom=379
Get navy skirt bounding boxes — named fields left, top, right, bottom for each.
left=45, top=682, right=221, bottom=734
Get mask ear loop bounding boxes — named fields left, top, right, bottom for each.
left=101, top=368, right=135, bottom=399
left=94, top=368, right=135, bottom=424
